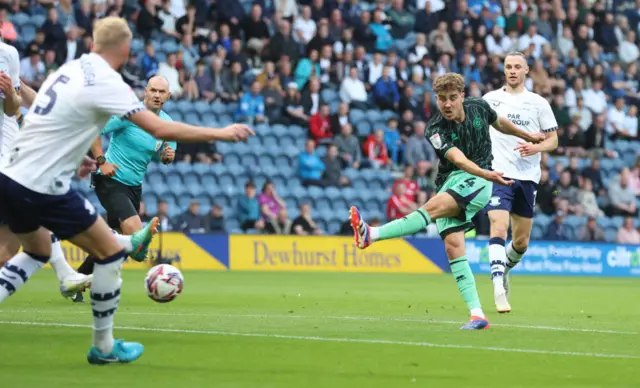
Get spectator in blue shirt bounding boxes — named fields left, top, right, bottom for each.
left=383, top=117, right=404, bottom=166
left=370, top=10, right=393, bottom=52
left=459, top=53, right=481, bottom=85
left=141, top=43, right=159, bottom=79
left=605, top=63, right=627, bottom=99
left=298, top=139, right=326, bottom=187
left=236, top=81, right=266, bottom=124
left=545, top=211, right=569, bottom=241
left=238, top=182, right=265, bottom=231
left=373, top=66, right=400, bottom=110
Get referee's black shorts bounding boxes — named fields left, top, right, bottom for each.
left=93, top=174, right=142, bottom=230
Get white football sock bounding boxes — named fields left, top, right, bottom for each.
left=112, top=230, right=134, bottom=253
left=0, top=252, right=48, bottom=302
left=505, top=242, right=525, bottom=272
left=49, top=235, right=74, bottom=282
left=489, top=239, right=507, bottom=286
left=91, top=250, right=125, bottom=354
left=470, top=308, right=485, bottom=319
left=369, top=226, right=379, bottom=241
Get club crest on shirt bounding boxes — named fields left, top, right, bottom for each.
left=154, top=140, right=163, bottom=151
left=429, top=133, right=443, bottom=149
left=473, top=117, right=483, bottom=130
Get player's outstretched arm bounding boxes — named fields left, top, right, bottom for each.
left=514, top=131, right=558, bottom=157
left=492, top=116, right=544, bottom=143
left=128, top=110, right=254, bottom=143
left=446, top=148, right=513, bottom=186
left=19, top=79, right=37, bottom=108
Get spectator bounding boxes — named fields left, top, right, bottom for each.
left=608, top=168, right=638, bottom=216
left=274, top=0, right=298, bottom=22
left=282, top=83, right=308, bottom=126
left=20, top=45, right=46, bottom=90
left=74, top=0, right=93, bottom=36
left=222, top=61, right=244, bottom=102
left=370, top=9, right=393, bottom=52
left=334, top=123, right=362, bottom=169
left=157, top=52, right=183, bottom=98
left=293, top=5, right=316, bottom=44
left=121, top=52, right=145, bottom=93
left=623, top=105, right=639, bottom=139
left=141, top=43, right=159, bottom=79
left=0, top=9, right=17, bottom=43
left=308, top=20, right=332, bottom=54
left=322, top=144, right=350, bottom=187
left=309, top=103, right=333, bottom=143
left=206, top=204, right=225, bottom=233
left=295, top=49, right=321, bottom=90
left=243, top=4, right=271, bottom=54
left=298, top=139, right=326, bottom=187
left=606, top=97, right=629, bottom=139
left=178, top=32, right=200, bottom=73
left=545, top=211, right=569, bottom=241
left=262, top=76, right=285, bottom=123
left=136, top=0, right=162, bottom=41
left=387, top=182, right=417, bottom=221
left=570, top=97, right=593, bottom=132
left=408, top=33, right=429, bottom=65
left=333, top=27, right=355, bottom=61
left=339, top=67, right=368, bottom=109
left=373, top=66, right=400, bottom=110
left=582, top=158, right=605, bottom=195
left=617, top=216, right=640, bottom=244
left=383, top=117, right=403, bottom=166
left=265, top=208, right=293, bottom=234
left=619, top=30, right=639, bottom=65
left=582, top=79, right=608, bottom=115
left=555, top=171, right=581, bottom=215
left=414, top=160, right=436, bottom=193
left=237, top=182, right=264, bottom=232
left=292, top=203, right=323, bottom=235
left=218, top=0, right=245, bottom=37
left=259, top=181, right=286, bottom=221
left=265, top=20, right=299, bottom=64
left=330, top=102, right=350, bottom=136
left=138, top=200, right=152, bottom=224
left=537, top=169, right=557, bottom=215
left=363, top=129, right=390, bottom=168
left=404, top=122, right=435, bottom=167
left=175, top=4, right=198, bottom=38
left=578, top=217, right=606, bottom=242
left=578, top=178, right=604, bottom=218
left=43, top=50, right=59, bottom=74
left=155, top=200, right=173, bottom=232
left=398, top=109, right=414, bottom=140
left=236, top=81, right=266, bottom=124
left=194, top=61, right=214, bottom=102
left=387, top=0, right=414, bottom=38
left=225, top=39, right=250, bottom=72
left=158, top=0, right=180, bottom=39
left=301, top=77, right=322, bottom=116
left=174, top=200, right=207, bottom=234
left=393, top=165, right=419, bottom=202
left=557, top=124, right=586, bottom=157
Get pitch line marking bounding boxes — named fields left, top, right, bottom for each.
left=0, top=309, right=637, bottom=336
left=0, top=320, right=637, bottom=360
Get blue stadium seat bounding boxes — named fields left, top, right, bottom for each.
left=289, top=125, right=306, bottom=138
left=324, top=187, right=341, bottom=200
left=147, top=171, right=164, bottom=186
left=365, top=109, right=382, bottom=123
left=161, top=40, right=179, bottom=54
left=192, top=163, right=211, bottom=176
left=531, top=225, right=543, bottom=240
left=175, top=161, right=192, bottom=175
left=184, top=112, right=201, bottom=125
left=130, top=38, right=144, bottom=53
left=30, top=14, right=46, bottom=27
left=218, top=114, right=233, bottom=126
left=200, top=112, right=217, bottom=126
left=11, top=13, right=29, bottom=27
left=611, top=216, right=624, bottom=228
left=193, top=100, right=211, bottom=115
left=142, top=193, right=158, bottom=205
left=349, top=109, right=365, bottom=123
left=381, top=110, right=397, bottom=121
left=200, top=173, right=217, bottom=191
left=19, top=25, right=36, bottom=43
left=321, top=89, right=338, bottom=103
left=183, top=172, right=200, bottom=186
left=604, top=227, right=617, bottom=242
left=177, top=100, right=195, bottom=114
left=564, top=215, right=585, bottom=228
left=177, top=195, right=194, bottom=210
left=165, top=172, right=183, bottom=187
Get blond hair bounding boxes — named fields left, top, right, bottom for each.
left=432, top=73, right=465, bottom=95
left=93, top=17, right=132, bottom=53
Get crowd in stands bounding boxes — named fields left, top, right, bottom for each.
left=8, top=0, right=640, bottom=242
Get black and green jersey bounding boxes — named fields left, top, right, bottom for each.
left=424, top=97, right=498, bottom=188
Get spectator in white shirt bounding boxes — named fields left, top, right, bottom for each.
left=407, top=33, right=428, bottom=64
left=20, top=44, right=46, bottom=89
left=485, top=25, right=511, bottom=56
left=564, top=78, right=584, bottom=109
left=416, top=0, right=445, bottom=12
left=518, top=25, right=548, bottom=59
left=606, top=97, right=627, bottom=138
left=293, top=6, right=316, bottom=44
left=340, top=67, right=368, bottom=109
left=157, top=52, right=183, bottom=98
left=367, top=52, right=384, bottom=85
left=619, top=30, right=639, bottom=65
left=569, top=97, right=593, bottom=132
left=582, top=80, right=608, bottom=115
left=622, top=104, right=639, bottom=139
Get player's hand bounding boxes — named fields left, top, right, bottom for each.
left=99, top=162, right=119, bottom=177
left=219, top=124, right=255, bottom=142
left=161, top=145, right=175, bottom=164
left=76, top=156, right=96, bottom=179
left=527, top=132, right=546, bottom=143
left=0, top=72, right=12, bottom=95
left=484, top=171, right=514, bottom=186
left=514, top=142, right=540, bottom=157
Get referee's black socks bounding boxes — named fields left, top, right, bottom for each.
left=77, top=256, right=96, bottom=275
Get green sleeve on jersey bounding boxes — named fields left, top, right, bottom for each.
left=424, top=121, right=456, bottom=160
left=101, top=116, right=125, bottom=135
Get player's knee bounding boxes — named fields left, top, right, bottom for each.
left=443, top=236, right=464, bottom=261
left=512, top=236, right=529, bottom=253
left=490, top=222, right=509, bottom=239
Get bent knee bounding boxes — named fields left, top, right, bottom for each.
left=512, top=237, right=530, bottom=253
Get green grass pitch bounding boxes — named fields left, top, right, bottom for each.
left=0, top=270, right=637, bottom=387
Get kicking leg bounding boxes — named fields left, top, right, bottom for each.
left=350, top=192, right=460, bottom=249
left=69, top=216, right=155, bottom=365
left=488, top=209, right=511, bottom=313
left=0, top=228, right=51, bottom=302
left=49, top=233, right=93, bottom=299
left=442, top=231, right=488, bottom=330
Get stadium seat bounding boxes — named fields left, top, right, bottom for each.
left=349, top=109, right=365, bottom=124
left=175, top=161, right=192, bottom=175
left=165, top=172, right=183, bottom=187
left=11, top=13, right=29, bottom=27
left=604, top=227, right=617, bottom=242
left=30, top=14, right=46, bottom=27
left=177, top=100, right=195, bottom=114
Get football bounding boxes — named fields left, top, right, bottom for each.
left=144, top=264, right=184, bottom=303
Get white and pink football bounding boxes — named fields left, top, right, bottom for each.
left=144, top=264, right=184, bottom=303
